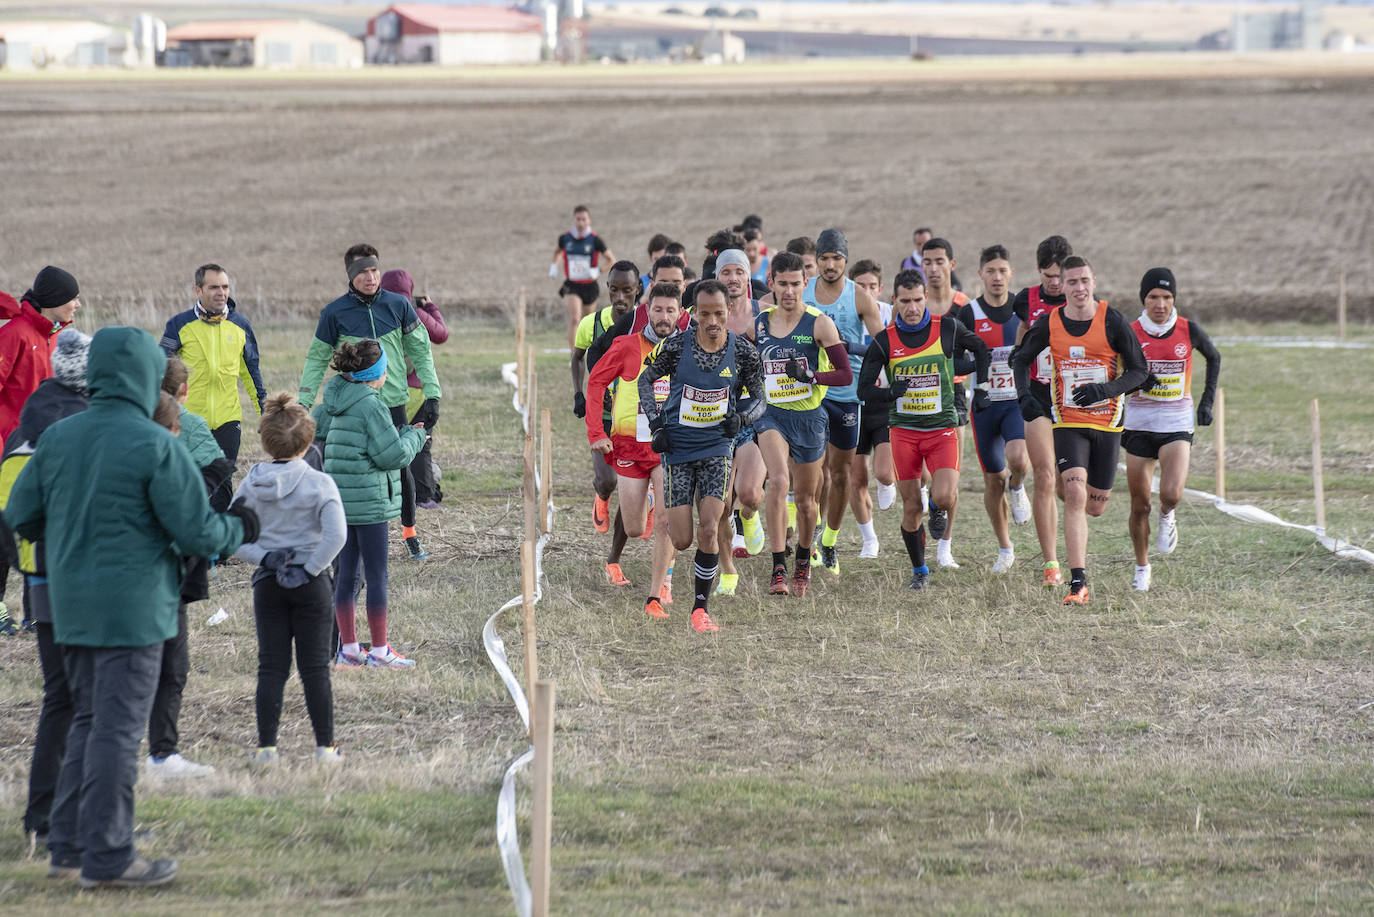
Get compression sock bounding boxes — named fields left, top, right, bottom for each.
left=795, top=543, right=811, bottom=568
left=901, top=526, right=926, bottom=569
left=772, top=551, right=788, bottom=571
left=693, top=550, right=718, bottom=610
left=821, top=525, right=839, bottom=548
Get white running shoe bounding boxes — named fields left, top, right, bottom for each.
left=858, top=539, right=880, bottom=559
left=146, top=753, right=215, bottom=778
left=991, top=550, right=1015, bottom=574
left=314, top=746, right=345, bottom=765
left=732, top=532, right=746, bottom=553
left=936, top=540, right=960, bottom=569
left=1133, top=564, right=1152, bottom=592
left=367, top=645, right=417, bottom=668
left=877, top=482, right=896, bottom=511
left=1157, top=510, right=1178, bottom=555
left=1008, top=485, right=1031, bottom=525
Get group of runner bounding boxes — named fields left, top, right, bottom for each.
left=556, top=209, right=1221, bottom=630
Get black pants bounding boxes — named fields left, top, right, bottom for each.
left=49, top=643, right=161, bottom=878
left=24, top=620, right=73, bottom=837
left=254, top=574, right=334, bottom=748
left=147, top=605, right=189, bottom=760
left=209, top=421, right=241, bottom=512
left=388, top=405, right=417, bottom=528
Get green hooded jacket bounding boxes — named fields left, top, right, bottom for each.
left=313, top=374, right=425, bottom=525
left=178, top=405, right=225, bottom=468
left=4, top=327, right=244, bottom=647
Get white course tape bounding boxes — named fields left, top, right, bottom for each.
left=488, top=361, right=555, bottom=917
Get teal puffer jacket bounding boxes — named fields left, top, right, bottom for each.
left=314, top=374, right=425, bottom=525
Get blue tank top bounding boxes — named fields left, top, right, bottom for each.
left=755, top=306, right=828, bottom=412
left=661, top=332, right=738, bottom=464
left=804, top=277, right=862, bottom=403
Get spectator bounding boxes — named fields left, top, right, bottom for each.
left=380, top=269, right=448, bottom=508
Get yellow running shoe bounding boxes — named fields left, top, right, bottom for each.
left=714, top=572, right=738, bottom=596
left=741, top=512, right=765, bottom=555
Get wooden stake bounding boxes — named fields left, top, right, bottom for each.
left=1337, top=271, right=1347, bottom=342
left=524, top=433, right=538, bottom=545
left=1214, top=387, right=1226, bottom=500
left=526, top=349, right=538, bottom=432
left=531, top=680, right=555, bottom=917
left=540, top=408, right=553, bottom=535
left=1312, top=398, right=1326, bottom=533
left=515, top=291, right=528, bottom=408
left=522, top=540, right=538, bottom=692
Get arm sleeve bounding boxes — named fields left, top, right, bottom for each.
left=949, top=319, right=991, bottom=386
left=364, top=405, right=425, bottom=472
left=1103, top=309, right=1149, bottom=397
left=238, top=319, right=268, bottom=413
left=950, top=305, right=978, bottom=375
left=584, top=340, right=627, bottom=445
left=1190, top=320, right=1221, bottom=408
left=402, top=323, right=442, bottom=400
left=586, top=311, right=633, bottom=371
left=1011, top=315, right=1050, bottom=397
left=812, top=342, right=853, bottom=386
left=734, top=338, right=767, bottom=424
left=416, top=301, right=449, bottom=344
left=637, top=336, right=682, bottom=426
left=305, top=485, right=348, bottom=576
left=149, top=439, right=244, bottom=559
left=159, top=317, right=182, bottom=356
left=857, top=334, right=895, bottom=404
left=228, top=481, right=267, bottom=566
left=1011, top=289, right=1030, bottom=324
left=298, top=334, right=335, bottom=408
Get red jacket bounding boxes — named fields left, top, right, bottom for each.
left=0, top=292, right=20, bottom=321
left=0, top=300, right=65, bottom=442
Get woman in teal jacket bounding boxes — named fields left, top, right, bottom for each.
left=313, top=339, right=426, bottom=669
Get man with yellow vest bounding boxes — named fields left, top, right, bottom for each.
left=160, top=263, right=266, bottom=510
left=1011, top=255, right=1149, bottom=605
left=857, top=270, right=990, bottom=591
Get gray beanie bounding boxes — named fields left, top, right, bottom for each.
left=51, top=328, right=92, bottom=392
left=816, top=228, right=848, bottom=259
left=714, top=248, right=751, bottom=274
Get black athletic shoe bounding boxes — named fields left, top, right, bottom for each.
left=818, top=543, right=839, bottom=575
left=928, top=505, right=948, bottom=541
left=909, top=570, right=929, bottom=591
left=405, top=536, right=428, bottom=560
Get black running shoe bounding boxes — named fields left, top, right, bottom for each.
left=928, top=505, right=948, bottom=541
left=909, top=570, right=929, bottom=591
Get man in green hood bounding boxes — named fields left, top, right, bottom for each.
left=5, top=326, right=257, bottom=889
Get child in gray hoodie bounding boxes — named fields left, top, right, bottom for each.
left=232, top=393, right=347, bottom=764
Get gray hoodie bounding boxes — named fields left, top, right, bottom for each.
left=231, top=459, right=346, bottom=577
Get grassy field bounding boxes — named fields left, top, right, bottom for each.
left=0, top=316, right=1370, bottom=914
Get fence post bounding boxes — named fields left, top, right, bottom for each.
left=1337, top=271, right=1347, bottom=343
left=515, top=291, right=527, bottom=409
left=1311, top=398, right=1326, bottom=534
left=1214, top=387, right=1226, bottom=500
left=531, top=680, right=555, bottom=917
left=540, top=408, right=553, bottom=535
left=522, top=539, right=538, bottom=694
left=524, top=430, right=538, bottom=545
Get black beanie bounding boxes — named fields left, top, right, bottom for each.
left=1139, top=267, right=1176, bottom=303
left=26, top=266, right=80, bottom=311
left=816, top=228, right=848, bottom=259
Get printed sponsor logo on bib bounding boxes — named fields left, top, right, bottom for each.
left=678, top=384, right=729, bottom=426
left=636, top=377, right=672, bottom=441
left=1143, top=359, right=1185, bottom=401
left=1059, top=361, right=1109, bottom=409
left=764, top=358, right=812, bottom=404
left=896, top=371, right=942, bottom=416
left=989, top=345, right=1016, bottom=401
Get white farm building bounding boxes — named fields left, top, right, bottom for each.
left=0, top=20, right=133, bottom=70
left=163, top=19, right=363, bottom=69
left=365, top=4, right=543, bottom=65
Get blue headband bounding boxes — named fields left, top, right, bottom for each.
left=349, top=348, right=387, bottom=382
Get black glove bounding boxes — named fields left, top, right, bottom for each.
left=720, top=411, right=742, bottom=440
left=647, top=416, right=671, bottom=454
left=971, top=387, right=991, bottom=414
left=1071, top=383, right=1108, bottom=408
left=227, top=498, right=261, bottom=544
left=784, top=357, right=815, bottom=384
left=1196, top=400, right=1214, bottom=426
left=276, top=565, right=311, bottom=589
left=261, top=549, right=290, bottom=571
left=1142, top=373, right=1162, bottom=393
left=572, top=391, right=587, bottom=418
left=411, top=397, right=440, bottom=428
left=887, top=376, right=912, bottom=399
left=1019, top=393, right=1043, bottom=423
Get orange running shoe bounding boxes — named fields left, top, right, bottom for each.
left=1042, top=562, right=1063, bottom=587
left=768, top=566, right=790, bottom=595
left=605, top=563, right=630, bottom=587
left=791, top=564, right=812, bottom=598
left=690, top=607, right=720, bottom=633
left=1063, top=584, right=1090, bottom=606
left=645, top=597, right=669, bottom=620
left=592, top=495, right=610, bottom=534
left=660, top=577, right=672, bottom=605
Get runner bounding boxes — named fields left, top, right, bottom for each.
left=1011, top=234, right=1074, bottom=585
left=754, top=251, right=853, bottom=597
left=919, top=238, right=971, bottom=568
left=805, top=229, right=884, bottom=576
left=953, top=245, right=1031, bottom=574
left=585, top=282, right=682, bottom=612
left=899, top=228, right=932, bottom=275
left=1123, top=268, right=1221, bottom=591
left=637, top=280, right=766, bottom=632
left=583, top=254, right=687, bottom=371
left=744, top=228, right=770, bottom=286
left=710, top=249, right=766, bottom=594
left=1011, top=255, right=1148, bottom=605
left=571, top=261, right=641, bottom=537
left=549, top=204, right=617, bottom=351
left=641, top=233, right=672, bottom=289
left=857, top=269, right=990, bottom=590
left=847, top=259, right=895, bottom=558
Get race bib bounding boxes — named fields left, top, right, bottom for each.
left=1059, top=362, right=1109, bottom=408
left=1032, top=349, right=1053, bottom=384
left=989, top=345, right=1016, bottom=402
left=636, top=377, right=671, bottom=441
left=1142, top=359, right=1185, bottom=401
left=896, top=372, right=942, bottom=416
left=566, top=254, right=595, bottom=282
left=677, top=384, right=729, bottom=427
left=764, top=358, right=812, bottom=404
